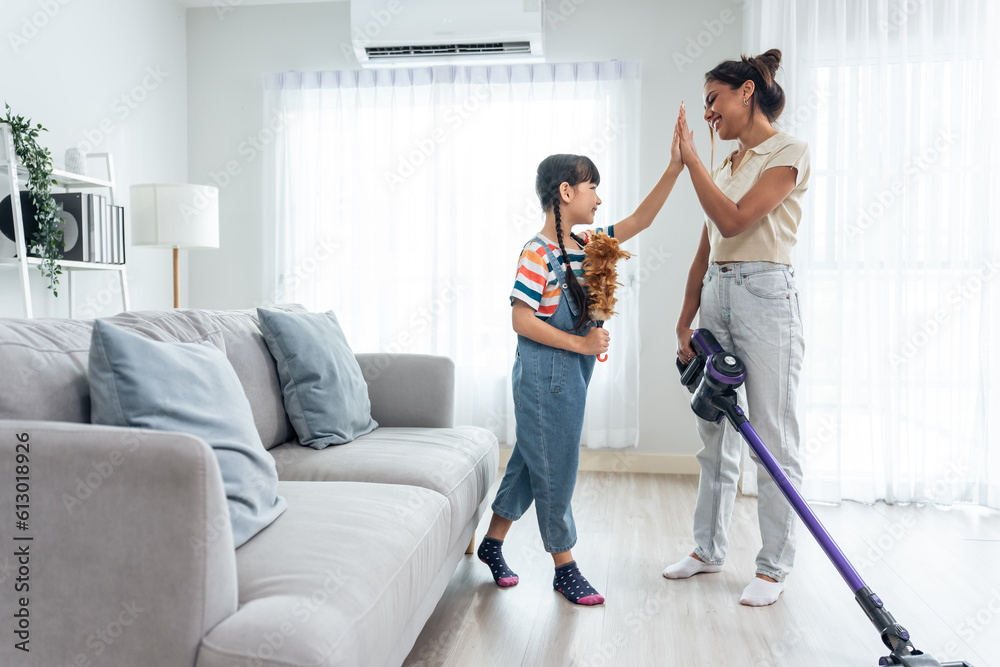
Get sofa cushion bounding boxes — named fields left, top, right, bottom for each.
left=0, top=317, right=92, bottom=422
left=88, top=319, right=288, bottom=548
left=0, top=310, right=224, bottom=424
left=257, top=308, right=378, bottom=449
left=195, top=481, right=451, bottom=667
left=199, top=307, right=304, bottom=450
left=269, top=426, right=498, bottom=550
left=103, top=309, right=228, bottom=350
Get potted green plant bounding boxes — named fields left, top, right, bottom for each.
left=2, top=103, right=63, bottom=295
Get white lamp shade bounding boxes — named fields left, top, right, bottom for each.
left=130, top=183, right=220, bottom=249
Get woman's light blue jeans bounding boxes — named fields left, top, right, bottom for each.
left=692, top=261, right=805, bottom=582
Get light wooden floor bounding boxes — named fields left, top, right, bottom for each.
left=403, top=472, right=1000, bottom=667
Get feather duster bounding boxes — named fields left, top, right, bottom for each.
left=582, top=232, right=632, bottom=324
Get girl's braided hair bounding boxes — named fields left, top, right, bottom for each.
left=535, top=154, right=600, bottom=331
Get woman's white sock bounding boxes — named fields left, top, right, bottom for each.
left=739, top=577, right=784, bottom=606
left=661, top=555, right=723, bottom=579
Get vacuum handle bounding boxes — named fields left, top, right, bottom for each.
left=726, top=404, right=923, bottom=659
left=725, top=407, right=867, bottom=593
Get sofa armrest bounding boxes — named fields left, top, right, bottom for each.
left=355, top=353, right=455, bottom=428
left=0, top=420, right=237, bottom=667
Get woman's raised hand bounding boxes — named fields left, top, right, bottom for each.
left=674, top=102, right=698, bottom=165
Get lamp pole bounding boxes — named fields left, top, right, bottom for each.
left=173, top=246, right=180, bottom=308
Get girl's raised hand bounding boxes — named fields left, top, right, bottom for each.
left=670, top=126, right=683, bottom=169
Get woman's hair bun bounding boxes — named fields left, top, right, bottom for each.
left=743, top=49, right=782, bottom=87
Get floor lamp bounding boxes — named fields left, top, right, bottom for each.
left=130, top=184, right=219, bottom=308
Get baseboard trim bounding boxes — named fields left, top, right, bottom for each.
left=497, top=447, right=700, bottom=476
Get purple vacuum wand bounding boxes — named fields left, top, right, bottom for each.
left=677, top=329, right=973, bottom=667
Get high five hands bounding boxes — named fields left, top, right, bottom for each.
left=673, top=102, right=700, bottom=168
left=669, top=112, right=684, bottom=170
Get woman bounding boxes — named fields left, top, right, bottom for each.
left=663, top=49, right=810, bottom=607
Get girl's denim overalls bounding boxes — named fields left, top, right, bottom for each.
left=492, top=238, right=595, bottom=553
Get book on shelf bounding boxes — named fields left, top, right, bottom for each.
left=1, top=191, right=89, bottom=262
left=116, top=205, right=126, bottom=264
left=1, top=191, right=125, bottom=265
left=111, top=204, right=119, bottom=265
left=88, top=193, right=98, bottom=263
left=99, top=195, right=109, bottom=264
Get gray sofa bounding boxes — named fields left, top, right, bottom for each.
left=0, top=307, right=499, bottom=667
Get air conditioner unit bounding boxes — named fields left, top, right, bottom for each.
left=350, top=0, right=545, bottom=67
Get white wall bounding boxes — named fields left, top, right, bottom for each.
left=186, top=0, right=747, bottom=460
left=0, top=0, right=188, bottom=319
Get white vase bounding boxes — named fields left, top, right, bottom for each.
left=64, top=148, right=87, bottom=175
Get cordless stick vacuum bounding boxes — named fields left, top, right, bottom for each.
left=677, top=329, right=975, bottom=667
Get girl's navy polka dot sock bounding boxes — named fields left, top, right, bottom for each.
left=477, top=537, right=519, bottom=588
left=553, top=561, right=605, bottom=606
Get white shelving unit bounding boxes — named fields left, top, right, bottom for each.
left=0, top=124, right=129, bottom=319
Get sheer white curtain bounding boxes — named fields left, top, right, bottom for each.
left=745, top=0, right=1000, bottom=507
left=261, top=63, right=642, bottom=449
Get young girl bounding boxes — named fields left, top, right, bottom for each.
left=663, top=49, right=810, bottom=607
left=478, top=145, right=682, bottom=605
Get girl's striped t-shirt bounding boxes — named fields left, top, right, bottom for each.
left=510, top=226, right=615, bottom=318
